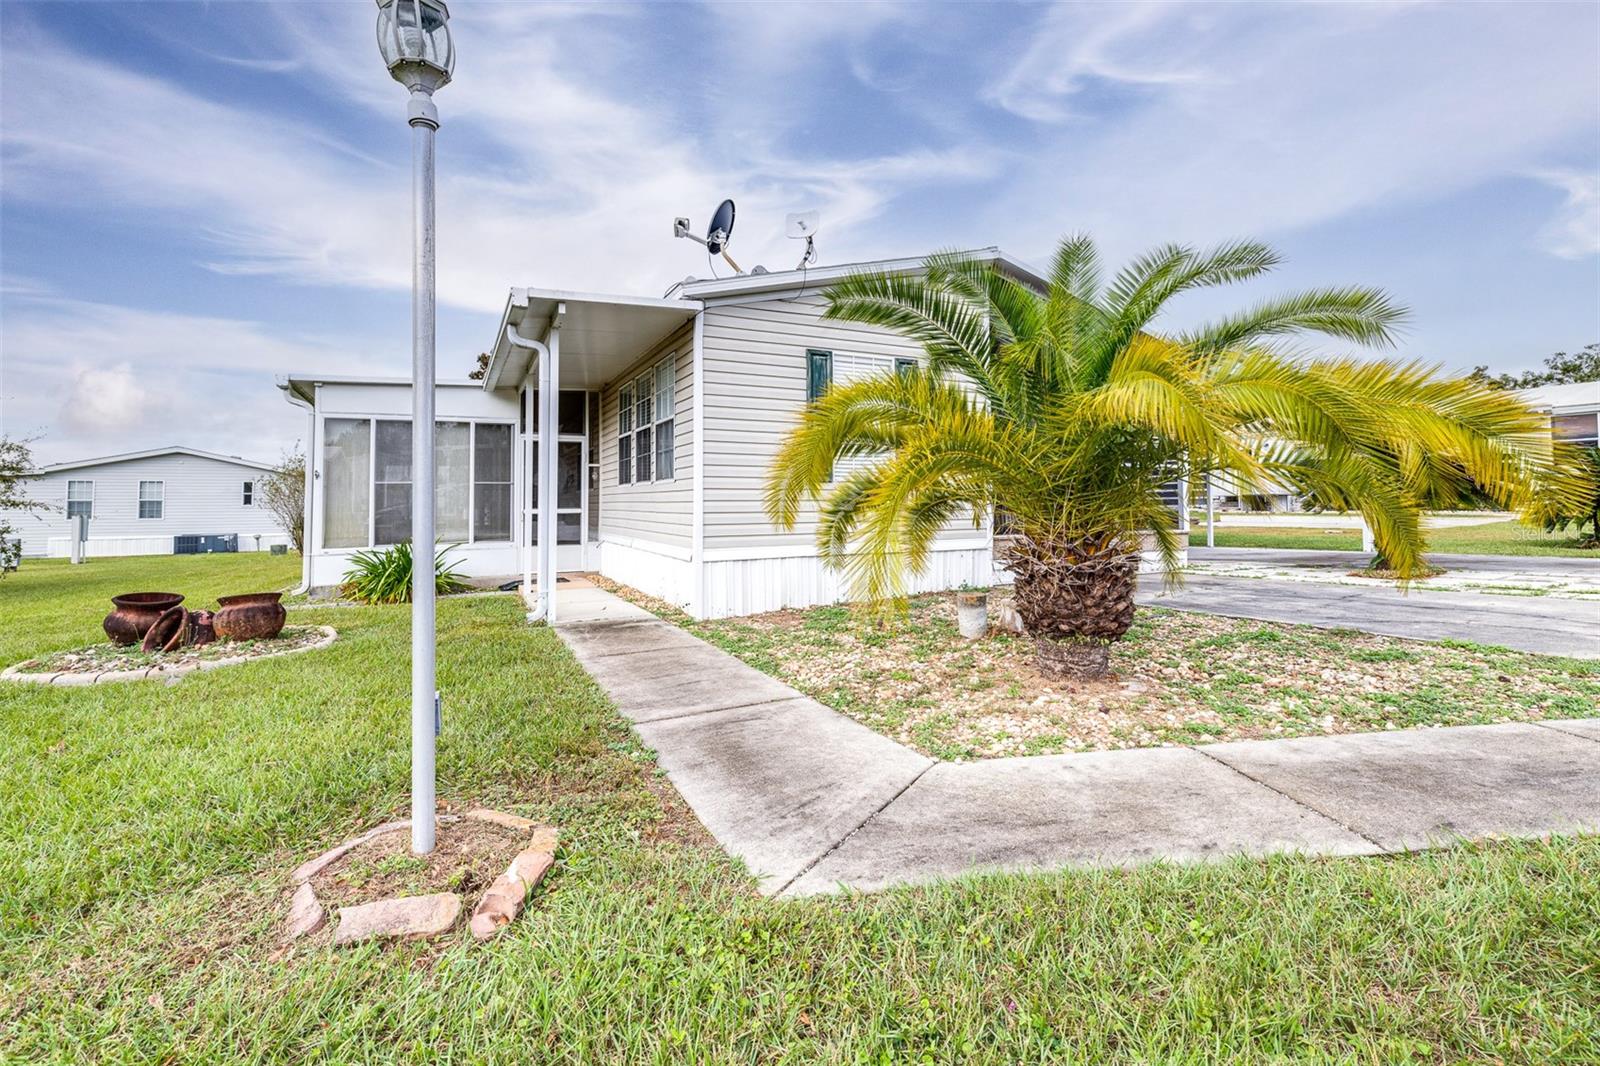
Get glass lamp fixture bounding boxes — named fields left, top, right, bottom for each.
left=375, top=0, right=454, bottom=94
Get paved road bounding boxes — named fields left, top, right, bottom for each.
left=1187, top=546, right=1599, bottom=578
left=1139, top=573, right=1600, bottom=658
left=557, top=585, right=1600, bottom=897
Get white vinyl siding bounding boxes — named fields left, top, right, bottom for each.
left=138, top=481, right=164, bottom=519
left=699, top=293, right=969, bottom=552
left=597, top=324, right=694, bottom=549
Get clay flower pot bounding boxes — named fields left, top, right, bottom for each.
left=213, top=592, right=287, bottom=641
left=104, top=593, right=185, bottom=646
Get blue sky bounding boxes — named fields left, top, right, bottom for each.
left=2, top=0, right=1597, bottom=465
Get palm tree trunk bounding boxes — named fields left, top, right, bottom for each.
left=1001, top=535, right=1140, bottom=681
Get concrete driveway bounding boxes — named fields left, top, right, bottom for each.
left=1139, top=573, right=1600, bottom=658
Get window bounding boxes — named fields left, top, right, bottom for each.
left=242, top=481, right=254, bottom=506
left=654, top=359, right=675, bottom=479
left=323, top=418, right=371, bottom=549
left=895, top=357, right=917, bottom=378
left=616, top=358, right=675, bottom=485
left=66, top=480, right=93, bottom=520
left=807, top=349, right=833, bottom=402
left=138, top=480, right=164, bottom=520
left=473, top=424, right=513, bottom=541
left=617, top=382, right=634, bottom=484
left=321, top=417, right=513, bottom=549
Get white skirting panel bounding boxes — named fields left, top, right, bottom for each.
left=44, top=533, right=295, bottom=559
left=701, top=546, right=1001, bottom=620
left=597, top=538, right=695, bottom=611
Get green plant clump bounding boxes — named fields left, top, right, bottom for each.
left=341, top=541, right=469, bottom=604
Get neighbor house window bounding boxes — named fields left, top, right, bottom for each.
left=138, top=480, right=164, bottom=520
left=242, top=480, right=254, bottom=506
left=321, top=417, right=513, bottom=550
left=807, top=349, right=833, bottom=402
left=895, top=357, right=917, bottom=378
left=66, top=480, right=93, bottom=520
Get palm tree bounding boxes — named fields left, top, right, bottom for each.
left=765, top=236, right=1581, bottom=680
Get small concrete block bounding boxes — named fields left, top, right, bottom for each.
left=334, top=892, right=461, bottom=946
left=463, top=808, right=538, bottom=832
left=286, top=882, right=326, bottom=940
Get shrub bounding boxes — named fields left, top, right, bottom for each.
left=341, top=542, right=469, bottom=605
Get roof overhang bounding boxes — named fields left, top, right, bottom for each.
left=276, top=374, right=487, bottom=407
left=664, top=246, right=1049, bottom=302
left=484, top=288, right=701, bottom=391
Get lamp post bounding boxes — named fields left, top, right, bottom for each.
left=375, top=0, right=454, bottom=855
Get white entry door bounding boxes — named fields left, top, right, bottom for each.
left=531, top=435, right=587, bottom=570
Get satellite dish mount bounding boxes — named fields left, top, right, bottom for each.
left=786, top=210, right=820, bottom=270
left=673, top=198, right=742, bottom=273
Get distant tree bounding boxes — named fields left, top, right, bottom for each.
left=0, top=437, right=48, bottom=574
left=260, top=448, right=306, bottom=554
left=1470, top=342, right=1600, bottom=390
left=468, top=351, right=491, bottom=380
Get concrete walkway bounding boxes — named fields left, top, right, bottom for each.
left=1140, top=573, right=1600, bottom=658
left=554, top=586, right=1600, bottom=897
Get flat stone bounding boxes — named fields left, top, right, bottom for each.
left=784, top=747, right=1376, bottom=896
left=505, top=848, right=554, bottom=891
left=571, top=642, right=802, bottom=722
left=1203, top=723, right=1600, bottom=850
left=635, top=697, right=934, bottom=893
left=292, top=819, right=411, bottom=883
left=463, top=808, right=538, bottom=832
left=468, top=877, right=525, bottom=941
left=286, top=882, right=325, bottom=940
left=334, top=892, right=461, bottom=946
left=522, top=827, right=559, bottom=854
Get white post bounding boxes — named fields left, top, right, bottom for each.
left=1204, top=472, right=1215, bottom=548
left=1361, top=516, right=1376, bottom=555
left=541, top=324, right=561, bottom=624
left=408, top=88, right=439, bottom=856
left=70, top=514, right=85, bottom=564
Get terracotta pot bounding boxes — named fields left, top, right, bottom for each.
left=214, top=592, right=287, bottom=641
left=190, top=610, right=217, bottom=646
left=104, top=592, right=185, bottom=646
left=141, top=605, right=189, bottom=653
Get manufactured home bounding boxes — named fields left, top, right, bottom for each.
left=281, top=249, right=1188, bottom=619
left=7, top=446, right=290, bottom=558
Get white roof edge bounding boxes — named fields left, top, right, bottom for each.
left=484, top=286, right=702, bottom=390
left=665, top=246, right=1048, bottom=300
left=40, top=445, right=276, bottom=474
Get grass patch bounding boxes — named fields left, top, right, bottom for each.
left=668, top=592, right=1600, bottom=760
left=4, top=557, right=1599, bottom=1062
left=1190, top=519, right=1599, bottom=558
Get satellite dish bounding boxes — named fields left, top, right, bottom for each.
left=705, top=199, right=736, bottom=255
left=785, top=211, right=819, bottom=239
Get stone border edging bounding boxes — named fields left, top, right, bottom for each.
left=0, top=625, right=339, bottom=686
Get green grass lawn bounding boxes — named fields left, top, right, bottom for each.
left=1189, top=519, right=1598, bottom=558
left=4, top=556, right=1599, bottom=1062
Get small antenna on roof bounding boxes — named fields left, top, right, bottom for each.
left=786, top=210, right=820, bottom=270
left=672, top=198, right=742, bottom=273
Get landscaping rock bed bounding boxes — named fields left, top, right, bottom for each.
left=284, top=810, right=559, bottom=949
left=1, top=625, right=336, bottom=684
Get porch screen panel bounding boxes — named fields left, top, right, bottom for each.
left=323, top=418, right=371, bottom=548
left=436, top=421, right=471, bottom=542
left=473, top=423, right=513, bottom=541
left=373, top=421, right=412, bottom=546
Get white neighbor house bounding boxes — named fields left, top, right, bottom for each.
left=281, top=249, right=1187, bottom=619
left=10, top=446, right=290, bottom=558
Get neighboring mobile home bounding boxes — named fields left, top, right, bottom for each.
left=8, top=446, right=290, bottom=558
left=281, top=248, right=1187, bottom=618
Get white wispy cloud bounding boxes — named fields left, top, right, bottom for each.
left=1530, top=168, right=1600, bottom=259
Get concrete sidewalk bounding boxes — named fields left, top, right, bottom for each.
left=555, top=586, right=1600, bottom=897
left=1140, top=574, right=1600, bottom=658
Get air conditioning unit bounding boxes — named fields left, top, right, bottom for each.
left=174, top=534, right=239, bottom=555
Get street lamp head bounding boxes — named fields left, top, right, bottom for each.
left=375, top=0, right=454, bottom=95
